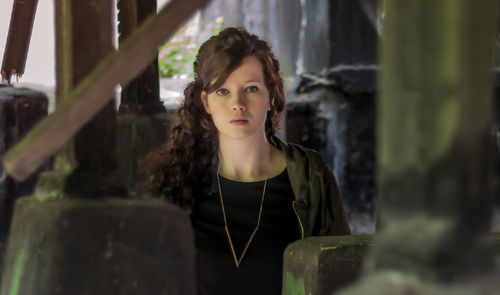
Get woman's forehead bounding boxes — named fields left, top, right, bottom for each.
left=204, top=55, right=266, bottom=92
left=221, top=56, right=265, bottom=84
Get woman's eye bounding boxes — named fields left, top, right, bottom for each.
left=245, top=86, right=259, bottom=93
left=215, top=88, right=229, bottom=96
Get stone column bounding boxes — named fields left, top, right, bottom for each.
left=0, top=0, right=48, bottom=262
left=0, top=1, right=196, bottom=294
left=116, top=0, right=172, bottom=193
left=375, top=0, right=495, bottom=237
left=340, top=0, right=498, bottom=293
left=0, top=86, right=48, bottom=261
left=35, top=0, right=124, bottom=198
left=118, top=0, right=165, bottom=114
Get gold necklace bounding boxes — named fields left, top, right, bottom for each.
left=216, top=171, right=267, bottom=268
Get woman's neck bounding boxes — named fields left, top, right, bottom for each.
left=218, top=133, right=276, bottom=182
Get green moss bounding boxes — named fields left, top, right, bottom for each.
left=9, top=247, right=25, bottom=295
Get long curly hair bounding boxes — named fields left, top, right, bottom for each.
left=139, top=27, right=286, bottom=209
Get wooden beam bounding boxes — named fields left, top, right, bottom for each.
left=2, top=0, right=210, bottom=181
left=1, top=0, right=39, bottom=84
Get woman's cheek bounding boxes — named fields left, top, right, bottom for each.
left=210, top=109, right=224, bottom=128
left=210, top=108, right=220, bottom=118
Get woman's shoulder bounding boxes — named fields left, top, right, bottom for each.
left=271, top=136, right=326, bottom=168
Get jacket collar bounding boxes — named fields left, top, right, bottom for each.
left=270, top=135, right=296, bottom=163
left=270, top=135, right=310, bottom=200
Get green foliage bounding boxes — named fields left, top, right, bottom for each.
left=158, top=17, right=224, bottom=79
left=159, top=47, right=194, bottom=78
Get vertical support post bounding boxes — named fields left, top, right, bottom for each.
left=54, top=0, right=72, bottom=102
left=340, top=1, right=497, bottom=292
left=118, top=0, right=165, bottom=113
left=374, top=0, right=496, bottom=278
left=64, top=0, right=122, bottom=196
left=376, top=0, right=495, bottom=238
left=50, top=0, right=76, bottom=175
left=115, top=0, right=171, bottom=192
left=36, top=0, right=124, bottom=198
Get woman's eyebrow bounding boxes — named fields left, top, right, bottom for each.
left=244, top=79, right=263, bottom=83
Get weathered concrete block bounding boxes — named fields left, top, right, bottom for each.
left=337, top=233, right=500, bottom=295
left=0, top=197, right=195, bottom=295
left=116, top=110, right=175, bottom=193
left=282, top=235, right=372, bottom=295
left=0, top=85, right=49, bottom=247
left=283, top=233, right=500, bottom=295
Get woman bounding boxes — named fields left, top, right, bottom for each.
left=142, top=27, right=350, bottom=294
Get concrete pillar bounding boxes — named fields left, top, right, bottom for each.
left=339, top=0, right=499, bottom=293
left=374, top=0, right=495, bottom=235
left=0, top=86, right=48, bottom=258
left=35, top=0, right=124, bottom=198
left=118, top=0, right=165, bottom=114
left=115, top=0, right=172, bottom=193
left=0, top=1, right=197, bottom=294
left=0, top=198, right=195, bottom=295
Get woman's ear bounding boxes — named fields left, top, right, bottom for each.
left=201, top=91, right=211, bottom=114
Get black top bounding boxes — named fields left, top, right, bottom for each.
left=190, top=168, right=301, bottom=295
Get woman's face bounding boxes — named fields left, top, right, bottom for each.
left=202, top=56, right=270, bottom=141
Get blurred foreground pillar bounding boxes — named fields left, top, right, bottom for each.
left=340, top=0, right=499, bottom=293
left=0, top=1, right=196, bottom=294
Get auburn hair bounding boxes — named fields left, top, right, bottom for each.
left=139, top=27, right=285, bottom=208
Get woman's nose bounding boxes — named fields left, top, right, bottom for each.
left=232, top=104, right=247, bottom=111
left=232, top=92, right=247, bottom=111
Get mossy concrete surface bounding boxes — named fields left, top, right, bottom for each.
left=283, top=233, right=500, bottom=295
left=489, top=232, right=500, bottom=252
left=0, top=86, right=49, bottom=259
left=0, top=197, right=195, bottom=295
left=282, top=235, right=372, bottom=295
left=116, top=110, right=175, bottom=193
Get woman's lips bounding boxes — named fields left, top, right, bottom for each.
left=230, top=118, right=249, bottom=125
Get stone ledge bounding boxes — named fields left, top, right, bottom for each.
left=283, top=233, right=500, bottom=295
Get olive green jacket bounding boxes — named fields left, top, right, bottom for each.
left=149, top=136, right=351, bottom=238
left=270, top=136, right=351, bottom=238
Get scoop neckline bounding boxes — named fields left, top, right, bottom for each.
left=218, top=167, right=287, bottom=184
